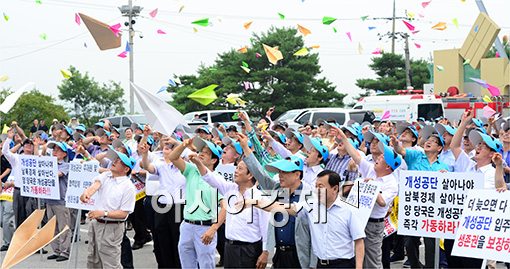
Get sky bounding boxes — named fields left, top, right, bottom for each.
left=0, top=0, right=509, bottom=113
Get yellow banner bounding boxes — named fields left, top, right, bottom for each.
left=0, top=187, right=14, bottom=202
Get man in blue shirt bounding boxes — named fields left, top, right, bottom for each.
left=392, top=126, right=449, bottom=269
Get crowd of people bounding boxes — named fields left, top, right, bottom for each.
left=0, top=109, right=509, bottom=269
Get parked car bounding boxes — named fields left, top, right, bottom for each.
left=183, top=110, right=249, bottom=132
left=102, top=114, right=147, bottom=138
left=283, top=108, right=375, bottom=130
left=274, top=108, right=309, bottom=127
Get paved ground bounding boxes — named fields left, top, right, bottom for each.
left=1, top=222, right=508, bottom=268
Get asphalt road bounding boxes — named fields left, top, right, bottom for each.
left=1, top=222, right=507, bottom=269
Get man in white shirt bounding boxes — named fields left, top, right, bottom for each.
left=80, top=149, right=136, bottom=269
left=446, top=110, right=506, bottom=268
left=190, top=148, right=270, bottom=268
left=252, top=170, right=366, bottom=268
left=337, top=128, right=401, bottom=268
left=140, top=136, right=186, bottom=268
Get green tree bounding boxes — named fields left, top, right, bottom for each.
left=58, top=66, right=126, bottom=126
left=356, top=53, right=431, bottom=92
left=0, top=89, right=68, bottom=131
left=168, top=27, right=346, bottom=116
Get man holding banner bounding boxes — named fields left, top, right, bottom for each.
left=45, top=141, right=73, bottom=262
left=0, top=136, right=14, bottom=252
left=446, top=110, right=506, bottom=268
left=392, top=126, right=449, bottom=269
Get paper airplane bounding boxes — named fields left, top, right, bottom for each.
left=60, top=69, right=72, bottom=79
left=262, top=44, right=283, bottom=65
left=79, top=13, right=121, bottom=50
left=403, top=20, right=415, bottom=31
left=149, top=8, right=158, bottom=18
left=132, top=82, right=188, bottom=135
left=293, top=47, right=309, bottom=56
left=75, top=13, right=81, bottom=25
left=243, top=21, right=253, bottom=30
left=188, top=84, right=218, bottom=105
left=226, top=93, right=247, bottom=107
left=422, top=1, right=432, bottom=8
left=322, top=16, right=336, bottom=25
left=431, top=22, right=447, bottom=31
left=0, top=75, right=9, bottom=82
left=297, top=24, right=311, bottom=36
left=0, top=83, right=35, bottom=114
left=1, top=209, right=69, bottom=269
left=192, top=18, right=209, bottom=27
left=157, top=29, right=166, bottom=34
left=240, top=66, right=251, bottom=73
left=238, top=46, right=248, bottom=53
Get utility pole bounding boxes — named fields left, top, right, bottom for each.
left=404, top=34, right=411, bottom=88
left=119, top=1, right=142, bottom=114
left=391, top=0, right=396, bottom=54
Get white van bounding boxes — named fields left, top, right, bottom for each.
left=285, top=108, right=375, bottom=130
left=353, top=94, right=444, bottom=122
left=183, top=110, right=248, bottom=129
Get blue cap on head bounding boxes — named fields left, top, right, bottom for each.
left=303, top=136, right=329, bottom=161
left=94, top=121, right=105, bottom=128
left=378, top=143, right=402, bottom=170
left=363, top=131, right=390, bottom=146
left=436, top=124, right=457, bottom=136
left=417, top=117, right=426, bottom=122
left=373, top=117, right=382, bottom=122
left=48, top=141, right=75, bottom=161
left=75, top=124, right=86, bottom=132
left=268, top=130, right=287, bottom=144
left=397, top=124, right=419, bottom=139
left=112, top=139, right=132, bottom=157
left=106, top=148, right=136, bottom=169
left=284, top=129, right=304, bottom=144
left=265, top=156, right=304, bottom=173
left=195, top=126, right=212, bottom=135
left=222, top=137, right=251, bottom=155
left=64, top=126, right=74, bottom=136
left=193, top=137, right=222, bottom=159
left=468, top=131, right=503, bottom=154
left=421, top=125, right=445, bottom=146
left=471, top=119, right=486, bottom=133
left=342, top=125, right=362, bottom=143
left=212, top=128, right=224, bottom=140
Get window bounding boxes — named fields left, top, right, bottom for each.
left=109, top=117, right=121, bottom=128
left=210, top=112, right=237, bottom=123
left=122, top=117, right=131, bottom=127
left=276, top=110, right=306, bottom=122
left=349, top=111, right=375, bottom=124
left=418, top=104, right=443, bottom=121
left=311, top=112, right=345, bottom=125
left=296, top=112, right=311, bottom=125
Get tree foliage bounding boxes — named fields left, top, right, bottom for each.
left=58, top=66, right=126, bottom=126
left=0, top=89, right=68, bottom=130
left=355, top=53, right=431, bottom=92
left=168, top=27, right=346, bottom=117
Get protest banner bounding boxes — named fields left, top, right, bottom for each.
left=65, top=160, right=100, bottom=210
left=343, top=178, right=382, bottom=226
left=19, top=155, right=60, bottom=200
left=384, top=196, right=399, bottom=237
left=398, top=170, right=484, bottom=239
left=131, top=174, right=146, bottom=201
left=452, top=190, right=510, bottom=263
left=215, top=163, right=236, bottom=182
